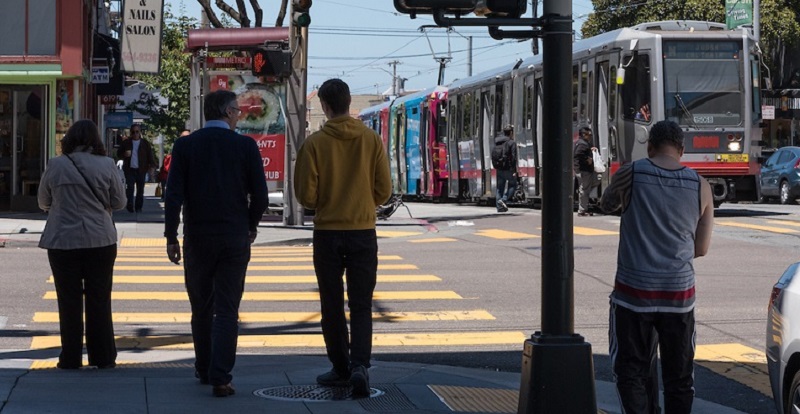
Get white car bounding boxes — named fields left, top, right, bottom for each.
left=767, top=262, right=800, bottom=413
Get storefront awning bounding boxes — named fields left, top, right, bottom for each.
left=187, top=27, right=290, bottom=52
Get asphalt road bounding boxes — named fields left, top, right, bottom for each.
left=0, top=200, right=795, bottom=413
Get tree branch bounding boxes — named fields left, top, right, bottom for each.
left=275, top=0, right=288, bottom=27
left=215, top=0, right=242, bottom=25
left=235, top=0, right=251, bottom=27
left=197, top=0, right=223, bottom=28
left=249, top=0, right=263, bottom=27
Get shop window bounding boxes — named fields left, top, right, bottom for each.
left=0, top=0, right=57, bottom=56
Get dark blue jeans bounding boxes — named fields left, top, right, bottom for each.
left=313, top=229, right=378, bottom=374
left=183, top=234, right=250, bottom=386
left=496, top=169, right=517, bottom=207
left=48, top=245, right=118, bottom=368
left=124, top=168, right=146, bottom=211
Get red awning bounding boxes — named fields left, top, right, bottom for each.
left=187, top=27, right=290, bottom=52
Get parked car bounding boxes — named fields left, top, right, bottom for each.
left=760, top=146, right=800, bottom=204
left=767, top=262, right=800, bottom=413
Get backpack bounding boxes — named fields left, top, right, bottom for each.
left=492, top=141, right=510, bottom=170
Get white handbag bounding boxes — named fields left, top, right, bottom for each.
left=592, top=148, right=606, bottom=173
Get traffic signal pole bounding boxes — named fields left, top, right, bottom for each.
left=283, top=4, right=309, bottom=226
left=516, top=0, right=596, bottom=412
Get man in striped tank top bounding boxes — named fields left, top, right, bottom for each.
left=600, top=120, right=714, bottom=414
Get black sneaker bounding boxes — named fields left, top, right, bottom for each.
left=316, top=369, right=350, bottom=387
left=349, top=365, right=370, bottom=398
left=498, top=199, right=508, bottom=210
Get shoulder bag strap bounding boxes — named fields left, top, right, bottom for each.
left=65, top=153, right=110, bottom=211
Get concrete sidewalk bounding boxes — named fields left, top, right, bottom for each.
left=0, top=186, right=745, bottom=413
left=0, top=350, right=743, bottom=413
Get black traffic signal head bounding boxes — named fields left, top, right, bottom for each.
left=292, top=0, right=312, bottom=27
left=251, top=45, right=291, bottom=78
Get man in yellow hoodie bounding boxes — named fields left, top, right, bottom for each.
left=294, top=78, right=392, bottom=398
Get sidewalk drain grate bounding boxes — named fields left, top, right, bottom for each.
left=253, top=384, right=384, bottom=402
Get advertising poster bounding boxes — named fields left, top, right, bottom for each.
left=55, top=80, right=74, bottom=134
left=209, top=72, right=286, bottom=181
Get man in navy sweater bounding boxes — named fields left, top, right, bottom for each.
left=164, top=90, right=268, bottom=397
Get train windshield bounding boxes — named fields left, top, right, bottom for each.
left=663, top=40, right=742, bottom=127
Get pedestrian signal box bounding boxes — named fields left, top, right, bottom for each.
left=251, top=45, right=291, bottom=78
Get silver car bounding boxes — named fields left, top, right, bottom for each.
left=767, top=262, right=800, bottom=413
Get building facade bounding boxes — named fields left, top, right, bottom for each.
left=0, top=0, right=105, bottom=211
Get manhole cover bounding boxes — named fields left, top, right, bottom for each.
left=253, top=385, right=384, bottom=402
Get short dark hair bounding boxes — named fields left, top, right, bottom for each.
left=204, top=90, right=238, bottom=121
left=318, top=78, right=351, bottom=115
left=648, top=120, right=684, bottom=150
left=61, top=119, right=106, bottom=156
left=502, top=124, right=514, bottom=136
left=579, top=126, right=592, bottom=137
left=130, top=123, right=142, bottom=133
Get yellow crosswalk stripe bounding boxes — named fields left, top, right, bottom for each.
left=114, top=255, right=403, bottom=263
left=33, top=310, right=495, bottom=323
left=29, top=331, right=526, bottom=349
left=409, top=238, right=458, bottom=243
left=113, top=264, right=419, bottom=271
left=43, top=290, right=463, bottom=301
left=767, top=220, right=800, bottom=228
left=717, top=221, right=798, bottom=234
left=572, top=226, right=618, bottom=236
left=48, top=275, right=442, bottom=284
left=377, top=230, right=423, bottom=238
left=694, top=343, right=769, bottom=396
left=475, top=229, right=538, bottom=239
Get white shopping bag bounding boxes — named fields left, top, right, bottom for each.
left=592, top=148, right=606, bottom=173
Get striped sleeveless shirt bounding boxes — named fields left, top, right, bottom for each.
left=611, top=158, right=701, bottom=313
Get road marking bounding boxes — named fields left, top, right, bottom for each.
left=767, top=220, right=800, bottom=228
left=429, top=385, right=518, bottom=413
left=475, top=229, right=538, bottom=239
left=29, top=360, right=194, bottom=370
left=573, top=226, right=618, bottom=236
left=716, top=221, right=798, bottom=234
left=29, top=331, right=526, bottom=349
left=114, top=255, right=403, bottom=263
left=48, top=275, right=442, bottom=284
left=409, top=238, right=458, bottom=243
left=33, top=310, right=495, bottom=323
left=377, top=230, right=423, bottom=238
left=43, top=290, right=463, bottom=301
left=112, top=264, right=419, bottom=271
left=694, top=343, right=770, bottom=396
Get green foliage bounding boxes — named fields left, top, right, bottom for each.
left=124, top=3, right=197, bottom=152
left=581, top=0, right=800, bottom=81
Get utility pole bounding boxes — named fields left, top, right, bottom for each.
left=284, top=0, right=311, bottom=226
left=467, top=35, right=473, bottom=76
left=388, top=60, right=401, bottom=96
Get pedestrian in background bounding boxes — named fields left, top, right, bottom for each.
left=573, top=126, right=599, bottom=216
left=294, top=78, right=392, bottom=398
left=601, top=120, right=714, bottom=414
left=164, top=90, right=267, bottom=397
left=38, top=119, right=126, bottom=370
left=492, top=124, right=517, bottom=212
left=117, top=123, right=156, bottom=213
left=158, top=130, right=187, bottom=201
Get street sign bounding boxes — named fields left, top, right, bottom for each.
left=92, top=66, right=110, bottom=84
left=763, top=105, right=775, bottom=120
left=100, top=95, right=118, bottom=105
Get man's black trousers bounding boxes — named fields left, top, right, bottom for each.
left=313, top=229, right=378, bottom=375
left=609, top=302, right=695, bottom=414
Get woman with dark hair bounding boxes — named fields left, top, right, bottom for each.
left=38, top=119, right=126, bottom=369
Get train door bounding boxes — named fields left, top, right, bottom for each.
left=594, top=53, right=619, bottom=188
left=420, top=100, right=430, bottom=197
left=479, top=87, right=493, bottom=198
left=468, top=91, right=481, bottom=199
left=397, top=105, right=408, bottom=195
left=446, top=95, right=460, bottom=199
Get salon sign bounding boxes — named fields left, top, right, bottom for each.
left=120, top=0, right=164, bottom=74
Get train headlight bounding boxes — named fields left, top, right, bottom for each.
left=728, top=141, right=741, bottom=152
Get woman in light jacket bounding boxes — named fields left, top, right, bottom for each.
left=38, top=119, right=126, bottom=369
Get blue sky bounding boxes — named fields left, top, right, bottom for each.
left=168, top=0, right=595, bottom=94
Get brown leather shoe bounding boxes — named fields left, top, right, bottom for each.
left=212, top=383, right=236, bottom=397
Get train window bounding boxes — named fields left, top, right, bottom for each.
left=474, top=94, right=480, bottom=138
left=609, top=66, right=617, bottom=121
left=495, top=87, right=504, bottom=133
left=587, top=70, right=594, bottom=127
left=412, top=107, right=418, bottom=115
left=437, top=102, right=447, bottom=143
left=572, top=65, right=579, bottom=123
left=580, top=62, right=588, bottom=120
left=751, top=57, right=761, bottom=124
left=524, top=78, right=533, bottom=130
left=621, top=54, right=651, bottom=122
left=462, top=93, right=472, bottom=138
